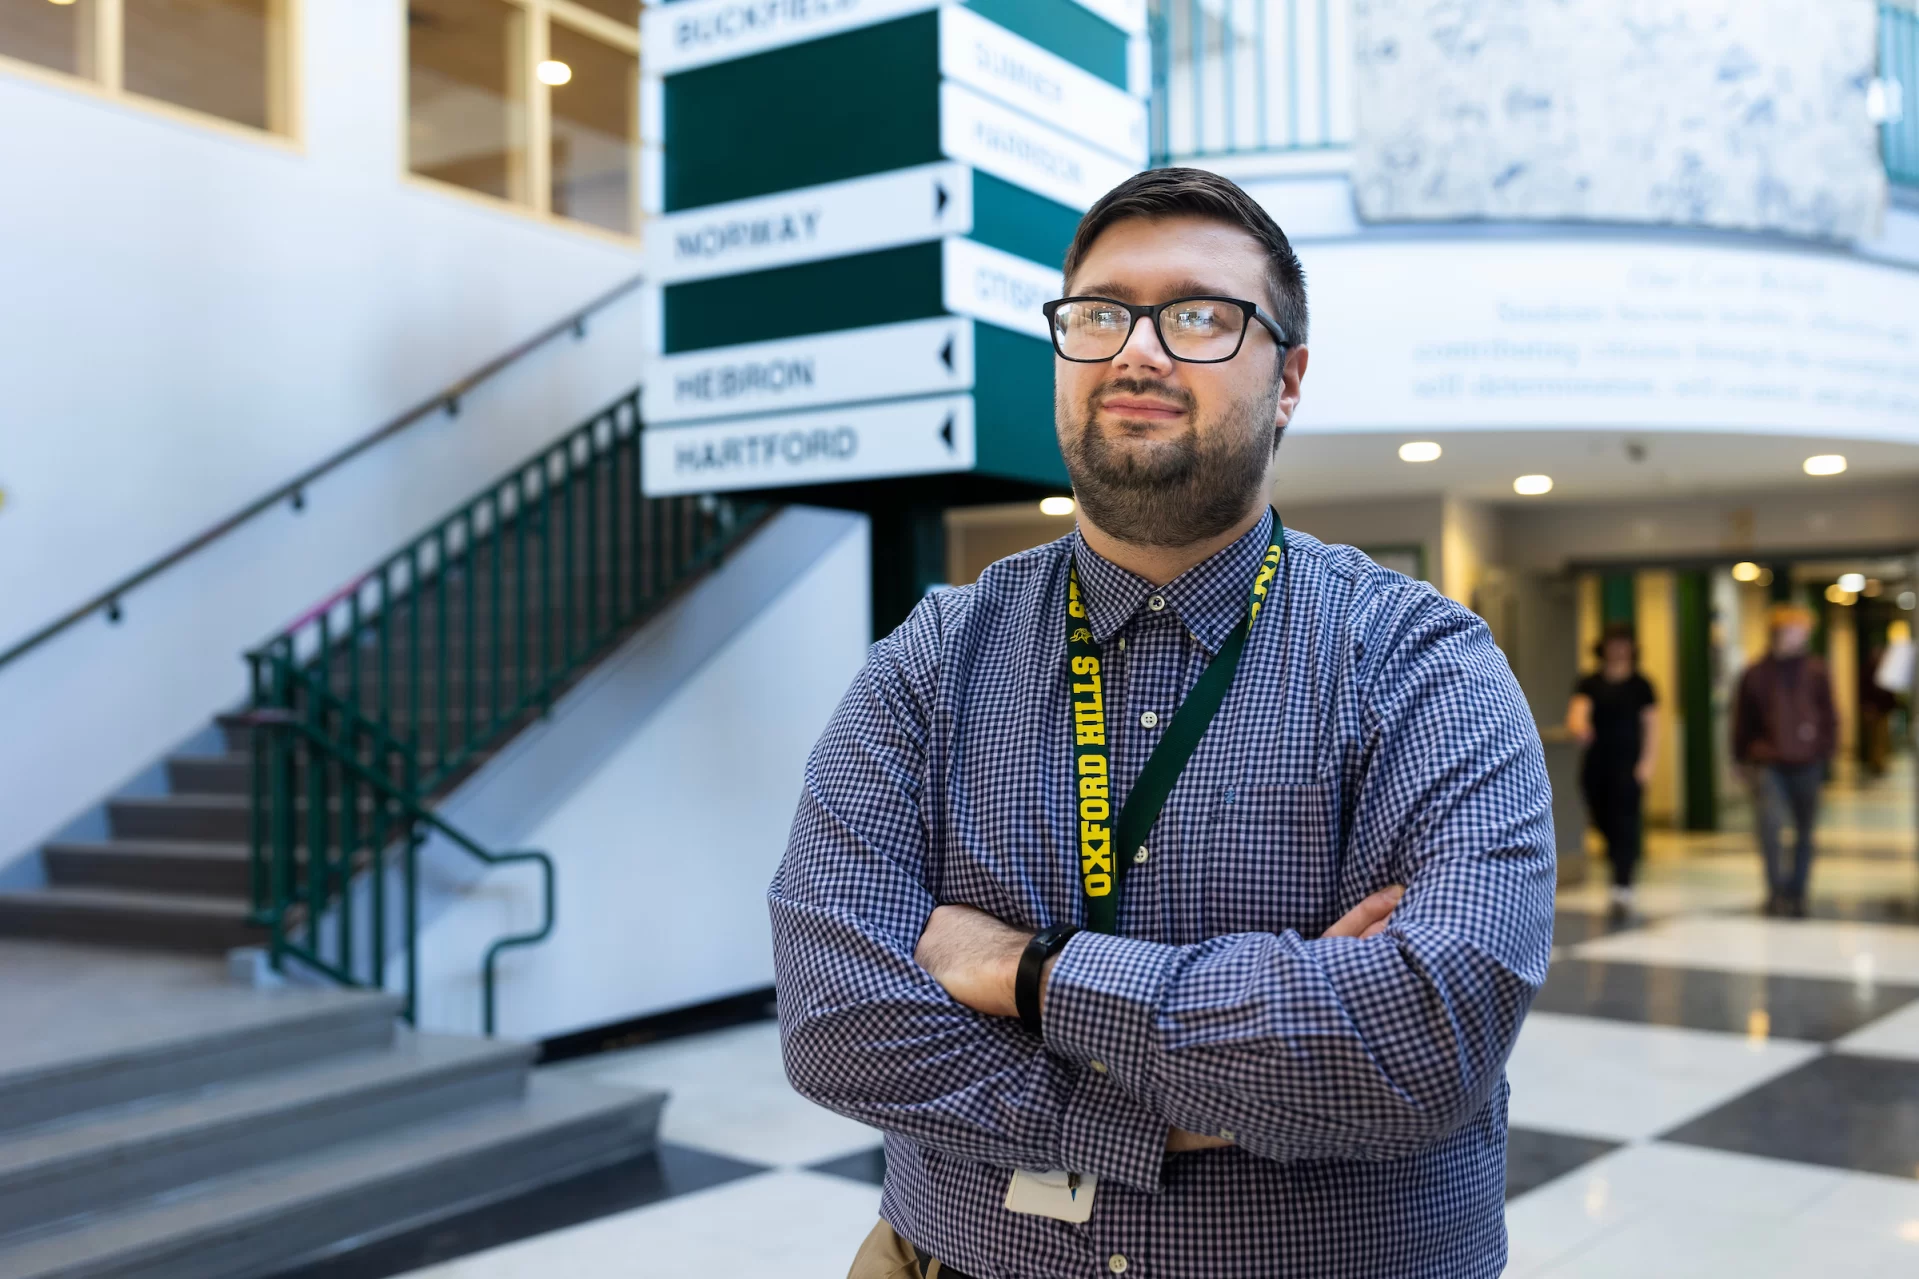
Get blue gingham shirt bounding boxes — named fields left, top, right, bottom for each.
left=770, top=513, right=1555, bottom=1279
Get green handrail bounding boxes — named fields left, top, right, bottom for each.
left=244, top=386, right=772, bottom=1033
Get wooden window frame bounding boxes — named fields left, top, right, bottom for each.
left=403, top=0, right=642, bottom=245
left=0, top=0, right=304, bottom=151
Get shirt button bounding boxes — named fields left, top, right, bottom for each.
left=1109, top=1255, right=1130, bottom=1275
left=1090, top=1059, right=1108, bottom=1074
left=1133, top=846, right=1150, bottom=865
left=1140, top=711, right=1159, bottom=728
left=1147, top=595, right=1166, bottom=612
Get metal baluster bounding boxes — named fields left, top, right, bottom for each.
left=408, top=545, right=423, bottom=776
left=515, top=474, right=529, bottom=715
left=562, top=439, right=577, bottom=668
left=490, top=490, right=504, bottom=735
left=462, top=508, right=476, bottom=766
left=436, top=526, right=450, bottom=773
left=379, top=563, right=393, bottom=746
left=247, top=653, right=267, bottom=922
left=371, top=737, right=388, bottom=994
left=540, top=459, right=555, bottom=696
left=628, top=405, right=643, bottom=616
left=305, top=649, right=327, bottom=957
left=585, top=420, right=601, bottom=647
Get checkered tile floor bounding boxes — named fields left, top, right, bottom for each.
left=276, top=781, right=1919, bottom=1278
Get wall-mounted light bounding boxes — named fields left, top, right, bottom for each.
left=1513, top=474, right=1553, bottom=496
left=1838, top=572, right=1867, bottom=593
left=1398, top=441, right=1442, bottom=463
left=536, top=59, right=573, bottom=86
left=1731, top=562, right=1761, bottom=583
left=1039, top=496, right=1075, bottom=517
left=1803, top=454, right=1847, bottom=476
left=1826, top=584, right=1856, bottom=606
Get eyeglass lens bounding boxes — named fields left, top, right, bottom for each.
left=1051, top=298, right=1248, bottom=362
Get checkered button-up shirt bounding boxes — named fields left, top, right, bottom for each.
left=770, top=512, right=1556, bottom=1279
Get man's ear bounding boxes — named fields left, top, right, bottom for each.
left=1276, top=344, right=1309, bottom=428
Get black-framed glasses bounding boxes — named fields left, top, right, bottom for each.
left=1041, top=295, right=1290, bottom=364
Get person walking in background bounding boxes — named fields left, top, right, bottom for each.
left=1566, top=623, right=1658, bottom=918
left=1733, top=604, right=1838, bottom=918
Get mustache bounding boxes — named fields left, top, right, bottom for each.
left=1089, top=377, right=1197, bottom=416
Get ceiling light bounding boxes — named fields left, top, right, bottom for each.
left=1899, top=591, right=1916, bottom=611
left=1838, top=572, right=1867, bottom=593
left=1039, top=496, right=1075, bottom=517
left=1513, top=474, right=1553, bottom=496
left=1803, top=454, right=1847, bottom=476
left=47, top=0, right=78, bottom=6
left=1825, top=584, right=1855, bottom=605
left=536, top=59, right=573, bottom=86
left=1398, top=441, right=1442, bottom=463
left=1731, top=562, right=1761, bottom=583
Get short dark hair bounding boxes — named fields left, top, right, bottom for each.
left=1062, top=167, right=1309, bottom=348
left=1593, top=622, right=1638, bottom=663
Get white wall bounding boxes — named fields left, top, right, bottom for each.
left=407, top=510, right=871, bottom=1040
left=0, top=0, right=657, bottom=862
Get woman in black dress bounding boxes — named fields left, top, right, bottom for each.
left=1566, top=623, right=1660, bottom=915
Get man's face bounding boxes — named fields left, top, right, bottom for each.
left=1775, top=622, right=1812, bottom=657
left=1054, top=214, right=1308, bottom=549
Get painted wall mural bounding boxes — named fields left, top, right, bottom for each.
left=1350, top=0, right=1887, bottom=242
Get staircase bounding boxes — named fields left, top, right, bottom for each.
left=0, top=389, right=768, bottom=1034
left=0, top=941, right=661, bottom=1279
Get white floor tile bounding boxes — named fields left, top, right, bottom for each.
left=1833, top=999, right=1919, bottom=1062
left=1505, top=1013, right=1821, bottom=1141
left=1571, top=916, right=1919, bottom=985
left=394, top=1170, right=880, bottom=1279
left=558, top=1021, right=883, bottom=1168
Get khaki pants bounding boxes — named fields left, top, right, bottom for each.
left=848, top=1219, right=941, bottom=1279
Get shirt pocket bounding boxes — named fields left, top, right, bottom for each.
left=1203, top=782, right=1341, bottom=936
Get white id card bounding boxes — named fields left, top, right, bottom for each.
left=1004, top=1169, right=1097, bottom=1223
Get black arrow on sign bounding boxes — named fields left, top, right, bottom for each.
left=939, top=414, right=956, bottom=452
left=939, top=336, right=955, bottom=372
left=935, top=182, right=950, bottom=218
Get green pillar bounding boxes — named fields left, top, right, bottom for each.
left=1676, top=570, right=1717, bottom=831
left=869, top=502, right=948, bottom=641
left=1768, top=564, right=1794, bottom=602
left=1601, top=572, right=1636, bottom=626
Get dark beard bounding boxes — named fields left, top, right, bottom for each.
left=1057, top=377, right=1280, bottom=549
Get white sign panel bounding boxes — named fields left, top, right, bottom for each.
left=643, top=317, right=975, bottom=423
left=942, top=238, right=1061, bottom=340
left=647, top=162, right=972, bottom=283
left=1068, top=0, right=1146, bottom=36
left=642, top=0, right=936, bottom=76
left=642, top=394, right=976, bottom=495
left=1299, top=239, right=1919, bottom=439
left=940, top=80, right=1137, bottom=213
left=939, top=6, right=1146, bottom=165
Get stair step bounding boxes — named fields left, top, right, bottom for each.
left=164, top=755, right=251, bottom=797
left=0, top=1074, right=663, bottom=1279
left=0, top=1031, right=532, bottom=1239
left=0, top=889, right=259, bottom=954
left=43, top=842, right=249, bottom=898
left=107, top=796, right=247, bottom=843
left=0, top=976, right=401, bottom=1137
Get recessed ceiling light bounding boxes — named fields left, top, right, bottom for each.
left=1513, top=474, right=1553, bottom=496
left=1398, top=441, right=1442, bottom=463
left=1838, top=572, right=1867, bottom=593
left=536, top=59, right=573, bottom=86
left=1731, top=562, right=1761, bottom=582
left=1803, top=454, right=1847, bottom=476
left=1039, top=495, right=1075, bottom=517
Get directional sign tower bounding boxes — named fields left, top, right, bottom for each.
left=639, top=0, right=1148, bottom=518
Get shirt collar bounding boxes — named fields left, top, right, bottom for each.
left=1069, top=508, right=1276, bottom=654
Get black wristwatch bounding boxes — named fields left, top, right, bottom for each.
left=1016, top=924, right=1080, bottom=1035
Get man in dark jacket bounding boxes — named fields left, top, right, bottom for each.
left=1732, top=604, right=1838, bottom=917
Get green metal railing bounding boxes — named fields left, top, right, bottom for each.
left=245, top=389, right=769, bottom=1032
left=1149, top=0, right=1351, bottom=164
left=1887, top=4, right=1918, bottom=188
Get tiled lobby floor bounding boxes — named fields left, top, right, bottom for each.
left=278, top=761, right=1919, bottom=1279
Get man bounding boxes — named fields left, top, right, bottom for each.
left=770, top=168, right=1555, bottom=1279
left=1733, top=604, right=1837, bottom=918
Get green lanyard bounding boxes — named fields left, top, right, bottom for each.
left=1066, top=517, right=1285, bottom=935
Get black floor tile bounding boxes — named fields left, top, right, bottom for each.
left=1551, top=910, right=1644, bottom=947
left=1660, top=1054, right=1919, bottom=1180
left=1505, top=1127, right=1620, bottom=1200
left=1532, top=959, right=1919, bottom=1042
left=810, top=1145, right=887, bottom=1187
left=266, top=1143, right=771, bottom=1279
